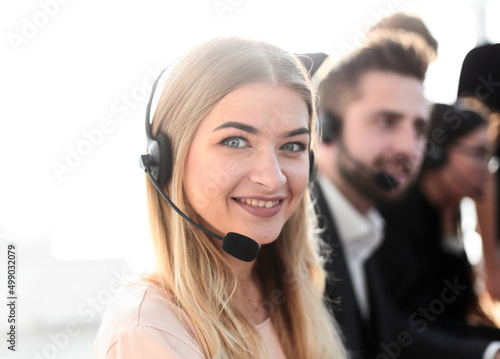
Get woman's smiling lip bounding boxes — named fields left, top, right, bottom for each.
left=232, top=196, right=285, bottom=218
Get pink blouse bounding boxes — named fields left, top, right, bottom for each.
left=94, top=284, right=287, bottom=358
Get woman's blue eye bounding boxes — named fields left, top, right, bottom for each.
left=222, top=137, right=246, bottom=148
left=281, top=142, right=306, bottom=152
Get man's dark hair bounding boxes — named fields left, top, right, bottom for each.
left=318, top=34, right=429, bottom=118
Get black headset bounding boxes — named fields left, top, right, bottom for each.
left=320, top=108, right=447, bottom=171
left=424, top=143, right=448, bottom=168
left=141, top=67, right=316, bottom=186
left=141, top=67, right=174, bottom=186
left=139, top=66, right=316, bottom=262
left=319, top=111, right=343, bottom=144
left=139, top=66, right=259, bottom=262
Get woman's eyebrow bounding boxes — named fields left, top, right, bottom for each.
left=213, top=121, right=259, bottom=135
left=285, top=127, right=310, bottom=138
left=213, top=121, right=309, bottom=138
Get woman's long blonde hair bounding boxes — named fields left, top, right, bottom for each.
left=145, top=36, right=347, bottom=359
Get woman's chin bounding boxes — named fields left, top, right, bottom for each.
left=251, top=232, right=281, bottom=247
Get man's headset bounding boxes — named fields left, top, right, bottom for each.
left=319, top=111, right=399, bottom=191
left=140, top=66, right=315, bottom=262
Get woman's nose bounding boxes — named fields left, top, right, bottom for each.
left=248, top=151, right=286, bottom=191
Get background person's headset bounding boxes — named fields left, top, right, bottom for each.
left=424, top=143, right=448, bottom=168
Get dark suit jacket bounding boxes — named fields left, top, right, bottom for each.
left=311, top=181, right=378, bottom=359
left=312, top=181, right=500, bottom=359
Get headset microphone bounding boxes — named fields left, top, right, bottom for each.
left=141, top=163, right=260, bottom=262
left=373, top=172, right=398, bottom=191
left=139, top=65, right=260, bottom=263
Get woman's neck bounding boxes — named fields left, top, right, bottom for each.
left=232, top=261, right=268, bottom=325
left=419, top=171, right=460, bottom=211
left=419, top=172, right=460, bottom=235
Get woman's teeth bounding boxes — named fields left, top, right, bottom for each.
left=236, top=198, right=280, bottom=208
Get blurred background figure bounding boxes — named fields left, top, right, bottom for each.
left=377, top=103, right=500, bottom=358
left=457, top=43, right=500, bottom=303
left=313, top=33, right=430, bottom=359
left=312, top=10, right=500, bottom=358
left=312, top=12, right=437, bottom=89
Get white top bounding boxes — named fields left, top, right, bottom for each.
left=94, top=283, right=287, bottom=359
left=318, top=174, right=385, bottom=319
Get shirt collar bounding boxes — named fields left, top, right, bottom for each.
left=317, top=174, right=385, bottom=244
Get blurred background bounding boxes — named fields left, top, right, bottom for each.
left=0, top=0, right=499, bottom=357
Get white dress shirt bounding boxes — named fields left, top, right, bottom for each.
left=318, top=174, right=384, bottom=319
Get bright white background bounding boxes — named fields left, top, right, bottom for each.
left=0, top=0, right=498, bottom=358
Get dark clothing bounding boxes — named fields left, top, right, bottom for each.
left=311, top=182, right=377, bottom=359
left=377, top=185, right=472, bottom=323
left=496, top=147, right=500, bottom=241
left=375, top=185, right=500, bottom=358
left=312, top=181, right=500, bottom=359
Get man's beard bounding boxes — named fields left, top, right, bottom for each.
left=337, top=151, right=413, bottom=205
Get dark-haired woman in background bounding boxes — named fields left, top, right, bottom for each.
left=376, top=103, right=500, bottom=359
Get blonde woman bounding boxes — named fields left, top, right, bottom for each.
left=94, top=36, right=347, bottom=359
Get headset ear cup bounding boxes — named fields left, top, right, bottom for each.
left=156, top=133, right=173, bottom=185
left=320, top=112, right=342, bottom=143
left=426, top=145, right=447, bottom=168
left=320, top=114, right=334, bottom=143
left=309, top=151, right=315, bottom=176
